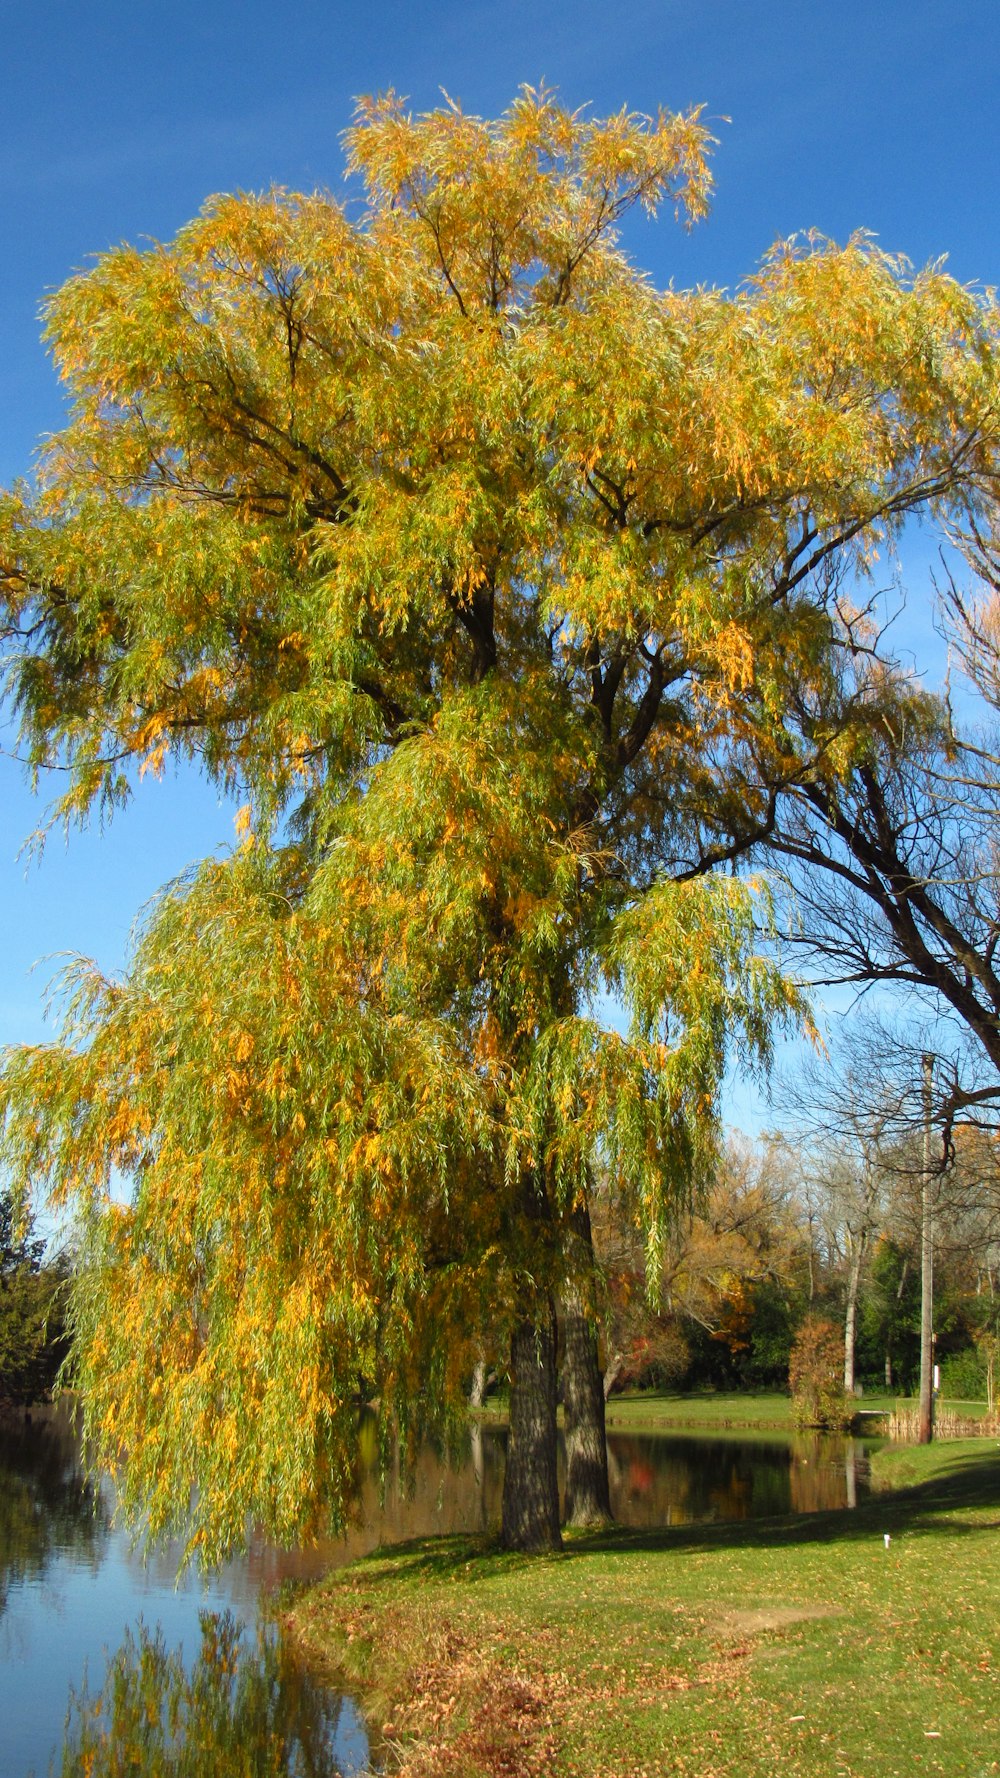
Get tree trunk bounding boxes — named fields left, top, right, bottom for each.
left=602, top=1351, right=625, bottom=1400
left=843, top=1237, right=866, bottom=1395
left=469, top=1358, right=488, bottom=1409
left=896, top=1254, right=910, bottom=1301
left=807, top=1210, right=816, bottom=1305
left=469, top=1420, right=488, bottom=1530
left=500, top=1299, right=562, bottom=1552
left=561, top=1280, right=613, bottom=1527
left=560, top=1199, right=612, bottom=1528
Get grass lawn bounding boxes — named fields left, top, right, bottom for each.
left=479, top=1389, right=987, bottom=1434
left=602, top=1389, right=804, bottom=1432
left=287, top=1437, right=1000, bottom=1777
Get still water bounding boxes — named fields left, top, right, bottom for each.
left=0, top=1406, right=872, bottom=1776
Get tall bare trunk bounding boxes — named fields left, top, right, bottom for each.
left=469, top=1358, right=488, bottom=1409
left=807, top=1208, right=816, bottom=1304
left=500, top=1299, right=562, bottom=1552
left=843, top=1237, right=866, bottom=1394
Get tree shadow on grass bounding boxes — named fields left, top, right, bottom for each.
left=347, top=1440, right=1000, bottom=1586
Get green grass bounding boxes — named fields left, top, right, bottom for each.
left=598, top=1389, right=981, bottom=1432
left=484, top=1389, right=990, bottom=1435
left=287, top=1439, right=1000, bottom=1777
left=601, top=1388, right=801, bottom=1431
left=871, top=1436, right=1000, bottom=1492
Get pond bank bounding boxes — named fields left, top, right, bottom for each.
left=477, top=1387, right=991, bottom=1435
left=286, top=1438, right=1000, bottom=1778
left=0, top=1408, right=864, bottom=1774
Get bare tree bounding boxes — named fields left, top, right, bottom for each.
left=779, top=1029, right=911, bottom=1392
left=676, top=537, right=1000, bottom=1130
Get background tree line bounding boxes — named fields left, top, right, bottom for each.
left=0, top=1186, right=68, bottom=1413
left=591, top=1120, right=1000, bottom=1406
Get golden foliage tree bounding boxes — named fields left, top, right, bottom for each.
left=789, top=1315, right=851, bottom=1430
left=2, top=89, right=1000, bottom=1555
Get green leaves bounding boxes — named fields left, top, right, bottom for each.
left=5, top=92, right=996, bottom=840
left=0, top=1186, right=66, bottom=1408
left=2, top=86, right=996, bottom=1560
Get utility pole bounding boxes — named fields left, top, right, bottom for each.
left=918, top=1051, right=935, bottom=1444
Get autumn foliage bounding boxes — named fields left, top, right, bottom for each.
left=788, top=1316, right=851, bottom=1430
left=2, top=89, right=1000, bottom=1555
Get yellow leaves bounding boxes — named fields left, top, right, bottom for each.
left=104, top=1104, right=148, bottom=1148
left=9, top=85, right=995, bottom=858
left=346, top=85, right=714, bottom=322
left=7, top=83, right=1000, bottom=1574
left=133, top=710, right=171, bottom=778
left=138, top=738, right=169, bottom=779
left=707, top=620, right=756, bottom=692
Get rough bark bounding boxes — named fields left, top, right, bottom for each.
left=560, top=1201, right=613, bottom=1527
left=561, top=1287, right=613, bottom=1525
left=500, top=1299, right=562, bottom=1552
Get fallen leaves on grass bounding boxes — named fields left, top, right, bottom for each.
left=379, top=1620, right=557, bottom=1778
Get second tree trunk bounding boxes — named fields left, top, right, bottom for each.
left=561, top=1199, right=612, bottom=1528
left=500, top=1299, right=562, bottom=1552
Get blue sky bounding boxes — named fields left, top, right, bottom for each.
left=3, top=0, right=999, bottom=1118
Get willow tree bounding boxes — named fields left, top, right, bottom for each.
left=2, top=90, right=999, bottom=1557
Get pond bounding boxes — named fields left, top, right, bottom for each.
left=0, top=1406, right=874, bottom=1775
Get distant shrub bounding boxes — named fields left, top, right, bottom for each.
left=788, top=1316, right=851, bottom=1431
left=938, top=1348, right=987, bottom=1402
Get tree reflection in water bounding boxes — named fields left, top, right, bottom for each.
left=0, top=1408, right=107, bottom=1616
left=52, top=1611, right=367, bottom=1778
left=605, top=1430, right=868, bottom=1526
